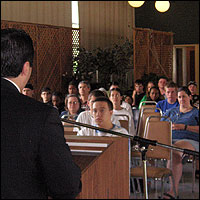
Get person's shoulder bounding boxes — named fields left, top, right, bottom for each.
left=156, top=99, right=167, bottom=106
left=158, top=99, right=167, bottom=104
left=119, top=108, right=131, bottom=116
left=139, top=92, right=145, bottom=97
left=76, top=110, right=91, bottom=124
left=169, top=106, right=179, bottom=112
left=60, top=110, right=69, bottom=117
left=113, top=125, right=129, bottom=135
left=164, top=106, right=179, bottom=116
left=141, top=95, right=147, bottom=101
left=122, top=101, right=131, bottom=107
left=20, top=93, right=55, bottom=113
left=78, top=110, right=90, bottom=117
left=192, top=107, right=199, bottom=114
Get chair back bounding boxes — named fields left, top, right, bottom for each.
left=144, top=116, right=172, bottom=160
left=137, top=107, right=162, bottom=137
left=139, top=101, right=157, bottom=108
left=114, top=114, right=129, bottom=132
left=119, top=120, right=129, bottom=132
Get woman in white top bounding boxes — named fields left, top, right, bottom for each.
left=109, top=88, right=136, bottom=136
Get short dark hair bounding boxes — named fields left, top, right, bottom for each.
left=78, top=80, right=91, bottom=89
left=93, top=96, right=113, bottom=111
left=24, top=83, right=33, bottom=90
left=88, top=89, right=106, bottom=100
left=165, top=81, right=178, bottom=90
left=68, top=80, right=77, bottom=87
left=135, top=79, right=144, bottom=86
left=178, top=86, right=191, bottom=96
left=109, top=88, right=123, bottom=96
left=158, top=76, right=168, bottom=82
left=41, top=87, right=51, bottom=93
left=1, top=28, right=34, bottom=77
left=148, top=86, right=161, bottom=96
left=187, top=81, right=197, bottom=87
left=109, top=81, right=119, bottom=87
left=52, top=91, right=63, bottom=99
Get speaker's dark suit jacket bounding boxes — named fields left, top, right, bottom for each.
left=1, top=78, right=81, bottom=199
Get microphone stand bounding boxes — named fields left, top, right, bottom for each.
left=61, top=118, right=199, bottom=199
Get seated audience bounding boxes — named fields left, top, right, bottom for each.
left=124, top=95, right=133, bottom=107
left=109, top=82, right=133, bottom=118
left=99, top=87, right=109, bottom=97
left=40, top=87, right=52, bottom=106
left=132, top=79, right=145, bottom=108
left=68, top=80, right=78, bottom=95
left=22, top=83, right=34, bottom=98
left=158, top=75, right=168, bottom=98
left=187, top=81, right=199, bottom=109
left=60, top=94, right=83, bottom=120
left=78, top=80, right=91, bottom=110
left=51, top=91, right=65, bottom=114
left=139, top=86, right=163, bottom=108
left=162, top=86, right=199, bottom=199
left=109, top=88, right=136, bottom=136
left=156, top=81, right=179, bottom=115
left=77, top=97, right=128, bottom=136
left=76, top=89, right=121, bottom=130
left=139, top=80, right=156, bottom=108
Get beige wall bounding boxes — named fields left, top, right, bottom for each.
left=1, top=1, right=72, bottom=27
left=79, top=1, right=135, bottom=50
left=1, top=1, right=135, bottom=50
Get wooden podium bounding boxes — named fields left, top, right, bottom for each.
left=65, top=135, right=129, bottom=199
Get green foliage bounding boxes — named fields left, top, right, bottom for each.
left=72, top=39, right=133, bottom=88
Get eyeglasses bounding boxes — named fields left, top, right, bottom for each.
left=68, top=101, right=78, bottom=105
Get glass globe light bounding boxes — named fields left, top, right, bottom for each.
left=128, top=1, right=145, bottom=8
left=155, top=1, right=170, bottom=13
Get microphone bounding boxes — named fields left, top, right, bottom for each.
left=61, top=118, right=133, bottom=139
left=61, top=118, right=199, bottom=157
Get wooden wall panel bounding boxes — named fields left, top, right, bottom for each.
left=1, top=20, right=77, bottom=100
left=133, top=28, right=173, bottom=81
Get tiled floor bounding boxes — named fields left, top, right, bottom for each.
left=130, top=162, right=199, bottom=199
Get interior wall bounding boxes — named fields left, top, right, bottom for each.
left=1, top=1, right=72, bottom=27
left=79, top=1, right=135, bottom=51
left=173, top=44, right=199, bottom=93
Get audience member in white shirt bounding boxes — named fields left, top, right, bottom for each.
left=109, top=82, right=133, bottom=118
left=77, top=97, right=128, bottom=136
left=109, top=88, right=136, bottom=136
left=75, top=89, right=121, bottom=131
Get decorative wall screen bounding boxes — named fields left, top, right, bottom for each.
left=1, top=20, right=80, bottom=100
left=133, top=28, right=173, bottom=81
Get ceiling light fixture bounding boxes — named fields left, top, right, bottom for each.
left=128, top=1, right=170, bottom=13
left=128, top=1, right=145, bottom=8
left=155, top=1, right=170, bottom=13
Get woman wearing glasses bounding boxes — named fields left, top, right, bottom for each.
left=60, top=94, right=83, bottom=120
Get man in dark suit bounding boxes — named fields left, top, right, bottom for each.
left=1, top=28, right=81, bottom=199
